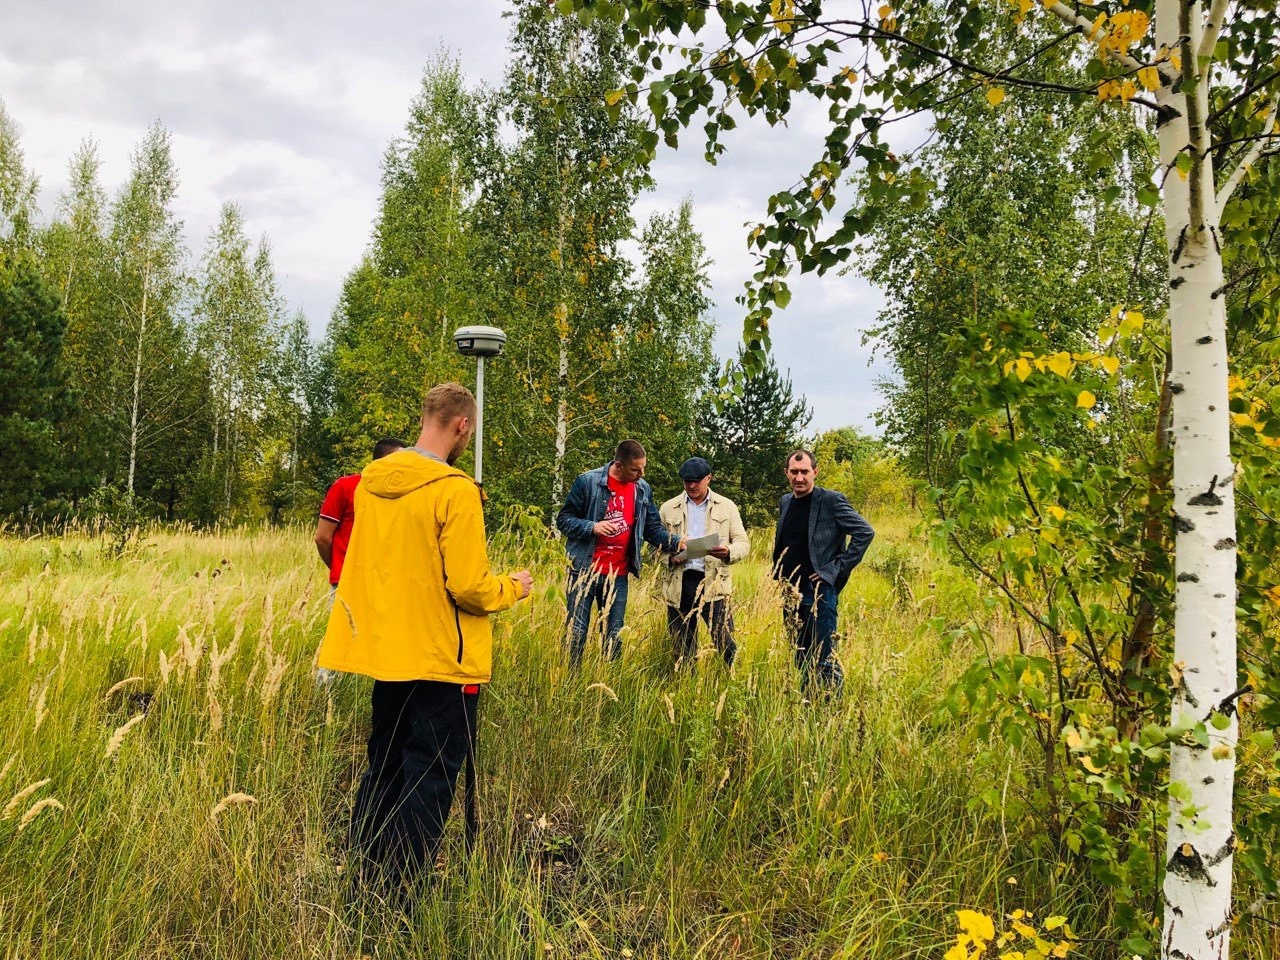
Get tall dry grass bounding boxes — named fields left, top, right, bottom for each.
left=0, top=517, right=1270, bottom=958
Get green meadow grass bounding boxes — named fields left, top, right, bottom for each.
left=0, top=517, right=1270, bottom=958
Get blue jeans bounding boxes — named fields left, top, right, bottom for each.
left=565, top=568, right=630, bottom=667
left=787, top=577, right=843, bottom=690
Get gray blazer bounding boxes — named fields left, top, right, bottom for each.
left=773, top=486, right=875, bottom=591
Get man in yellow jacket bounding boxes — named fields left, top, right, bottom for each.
left=318, top=382, right=532, bottom=895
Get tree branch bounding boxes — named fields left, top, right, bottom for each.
left=1207, top=67, right=1280, bottom=126
left=1041, top=2, right=1157, bottom=77
left=824, top=20, right=1100, bottom=99
left=1196, top=0, right=1231, bottom=77
left=1217, top=90, right=1280, bottom=210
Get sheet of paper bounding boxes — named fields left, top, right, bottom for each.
left=683, top=532, right=721, bottom=560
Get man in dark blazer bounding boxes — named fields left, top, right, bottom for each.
left=772, top=449, right=875, bottom=690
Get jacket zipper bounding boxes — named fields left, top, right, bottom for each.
left=454, top=605, right=465, bottom=664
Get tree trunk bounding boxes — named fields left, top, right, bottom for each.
left=554, top=334, right=569, bottom=508
left=1156, top=1, right=1238, bottom=955
left=552, top=128, right=571, bottom=509
left=126, top=260, right=151, bottom=499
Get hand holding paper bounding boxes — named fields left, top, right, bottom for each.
left=682, top=532, right=721, bottom=560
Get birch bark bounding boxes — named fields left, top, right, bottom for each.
left=1155, top=0, right=1238, bottom=955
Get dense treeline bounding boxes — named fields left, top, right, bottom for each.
left=0, top=115, right=315, bottom=525
left=0, top=5, right=828, bottom=528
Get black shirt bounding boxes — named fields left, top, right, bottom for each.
left=774, top=493, right=814, bottom=583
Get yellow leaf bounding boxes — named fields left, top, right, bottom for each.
left=987, top=86, right=1006, bottom=106
left=1138, top=66, right=1160, bottom=90
left=1099, top=355, right=1120, bottom=376
left=1079, top=755, right=1103, bottom=773
left=1046, top=352, right=1073, bottom=377
left=878, top=4, right=893, bottom=17
left=1044, top=917, right=1068, bottom=931
left=1118, top=310, right=1145, bottom=336
left=944, top=944, right=969, bottom=960
left=1077, top=390, right=1096, bottom=409
left=1015, top=357, right=1032, bottom=381
left=957, top=910, right=996, bottom=944
left=604, top=89, right=625, bottom=106
left=1012, top=920, right=1038, bottom=938
left=1212, top=744, right=1232, bottom=760
left=1045, top=505, right=1066, bottom=521
left=771, top=0, right=796, bottom=32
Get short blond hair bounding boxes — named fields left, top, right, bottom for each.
left=422, top=382, right=476, bottom=425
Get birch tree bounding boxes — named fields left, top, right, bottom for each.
left=556, top=1, right=1280, bottom=956
left=41, top=140, right=115, bottom=497
left=196, top=203, right=275, bottom=517
left=0, top=99, right=38, bottom=253
left=325, top=56, right=487, bottom=468
left=481, top=0, right=649, bottom=508
left=107, top=123, right=191, bottom=501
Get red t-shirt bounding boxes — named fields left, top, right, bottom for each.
left=591, top=475, right=636, bottom=576
left=319, top=473, right=361, bottom=585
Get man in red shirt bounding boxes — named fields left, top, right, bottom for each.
left=314, top=437, right=406, bottom=587
left=555, top=439, right=684, bottom=667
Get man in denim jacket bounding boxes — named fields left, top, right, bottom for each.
left=556, top=439, right=683, bottom=667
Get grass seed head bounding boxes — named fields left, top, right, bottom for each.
left=18, top=797, right=64, bottom=830
left=32, top=683, right=49, bottom=734
left=105, top=714, right=146, bottom=759
left=259, top=652, right=287, bottom=707
left=103, top=676, right=144, bottom=701
left=2, top=778, right=52, bottom=820
left=585, top=682, right=618, bottom=702
left=208, top=689, right=223, bottom=734
left=210, top=792, right=257, bottom=820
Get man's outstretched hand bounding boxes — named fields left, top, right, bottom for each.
left=512, top=570, right=533, bottom=599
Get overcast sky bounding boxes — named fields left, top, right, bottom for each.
left=1, top=0, right=899, bottom=433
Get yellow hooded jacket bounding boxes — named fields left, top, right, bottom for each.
left=317, top=449, right=523, bottom=684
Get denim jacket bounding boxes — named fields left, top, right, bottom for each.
left=555, top=463, right=680, bottom=575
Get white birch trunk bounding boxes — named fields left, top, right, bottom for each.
left=126, top=259, right=151, bottom=499
left=1156, top=0, right=1238, bottom=955
left=552, top=125, right=571, bottom=509
left=553, top=330, right=569, bottom=507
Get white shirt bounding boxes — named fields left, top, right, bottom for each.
left=685, top=495, right=709, bottom=572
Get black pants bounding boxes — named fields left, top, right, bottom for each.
left=666, top=569, right=736, bottom=666
left=349, top=679, right=478, bottom=888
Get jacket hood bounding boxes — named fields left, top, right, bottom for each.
left=361, top=449, right=466, bottom=500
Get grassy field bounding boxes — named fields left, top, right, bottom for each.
left=0, top=515, right=1268, bottom=959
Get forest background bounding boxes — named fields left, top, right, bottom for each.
left=2, top=0, right=1280, bottom=957
left=0, top=2, right=843, bottom=530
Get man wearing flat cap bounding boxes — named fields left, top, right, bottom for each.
left=658, top=457, right=750, bottom=667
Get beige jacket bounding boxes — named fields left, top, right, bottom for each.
left=657, top=490, right=750, bottom=606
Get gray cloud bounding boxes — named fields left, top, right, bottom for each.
left=2, top=0, right=894, bottom=434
